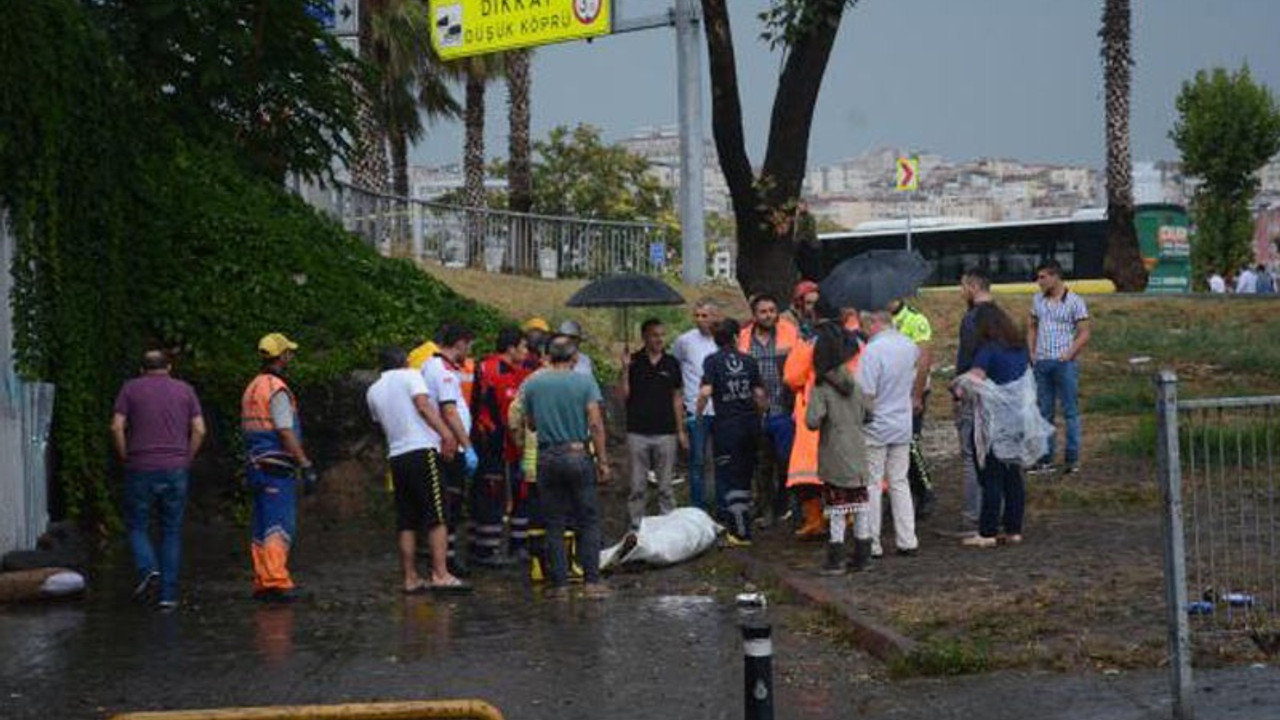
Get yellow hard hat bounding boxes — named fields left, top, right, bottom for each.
left=522, top=317, right=551, bottom=333
left=258, top=332, right=299, bottom=358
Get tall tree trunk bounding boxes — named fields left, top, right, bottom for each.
left=702, top=0, right=847, bottom=302
left=389, top=124, right=410, bottom=256
left=1101, top=0, right=1147, bottom=291
left=351, top=2, right=389, bottom=195
left=506, top=50, right=533, bottom=214
left=464, top=72, right=486, bottom=266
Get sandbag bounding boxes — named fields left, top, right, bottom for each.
left=0, top=567, right=86, bottom=603
left=601, top=507, right=721, bottom=570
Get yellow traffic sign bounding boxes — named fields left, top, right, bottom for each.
left=895, top=156, right=919, bottom=192
left=430, top=0, right=612, bottom=61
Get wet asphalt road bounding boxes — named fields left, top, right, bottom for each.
left=0, top=522, right=847, bottom=720
left=2, top=520, right=1279, bottom=720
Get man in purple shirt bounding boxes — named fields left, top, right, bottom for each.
left=110, top=350, right=206, bottom=610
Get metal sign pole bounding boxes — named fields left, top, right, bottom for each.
left=675, top=0, right=706, bottom=285
left=906, top=192, right=913, bottom=252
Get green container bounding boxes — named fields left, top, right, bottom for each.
left=1137, top=204, right=1190, bottom=293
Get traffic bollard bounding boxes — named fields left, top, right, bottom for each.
left=741, top=621, right=774, bottom=720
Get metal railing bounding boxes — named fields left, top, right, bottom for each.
left=1156, top=371, right=1280, bottom=720
left=330, top=183, right=669, bottom=279
left=108, top=699, right=505, bottom=720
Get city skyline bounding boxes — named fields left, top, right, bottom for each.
left=411, top=0, right=1280, bottom=172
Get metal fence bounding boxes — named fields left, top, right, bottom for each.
left=329, top=183, right=669, bottom=279
left=1156, top=370, right=1280, bottom=720
left=0, top=210, right=56, bottom=555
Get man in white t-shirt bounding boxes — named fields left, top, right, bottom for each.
left=422, top=324, right=479, bottom=573
left=368, top=347, right=470, bottom=593
left=671, top=298, right=720, bottom=512
left=1236, top=265, right=1258, bottom=294
left=856, top=309, right=921, bottom=557
left=1208, top=272, right=1227, bottom=294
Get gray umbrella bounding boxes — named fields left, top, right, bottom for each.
left=565, top=273, right=685, bottom=351
left=819, top=249, right=932, bottom=313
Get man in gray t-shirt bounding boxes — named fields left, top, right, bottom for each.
left=520, top=336, right=612, bottom=599
left=856, top=310, right=920, bottom=556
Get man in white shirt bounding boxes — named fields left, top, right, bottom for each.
left=422, top=325, right=479, bottom=574
left=671, top=298, right=720, bottom=512
left=1236, top=265, right=1258, bottom=294
left=1208, top=272, right=1227, bottom=294
left=856, top=309, right=921, bottom=557
left=367, top=347, right=469, bottom=593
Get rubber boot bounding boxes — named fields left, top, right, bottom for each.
left=528, top=530, right=547, bottom=583
left=566, top=531, right=585, bottom=583
left=848, top=539, right=872, bottom=573
left=819, top=542, right=846, bottom=576
left=793, top=495, right=826, bottom=541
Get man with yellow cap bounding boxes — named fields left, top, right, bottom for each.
left=241, top=332, right=316, bottom=603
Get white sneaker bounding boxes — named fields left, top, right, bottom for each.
left=870, top=540, right=884, bottom=558
left=647, top=470, right=658, bottom=486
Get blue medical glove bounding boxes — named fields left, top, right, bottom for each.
left=463, top=445, right=479, bottom=476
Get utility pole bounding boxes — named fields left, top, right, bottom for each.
left=614, top=1, right=706, bottom=285
left=674, top=0, right=706, bottom=285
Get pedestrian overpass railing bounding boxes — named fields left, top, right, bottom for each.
left=328, top=183, right=670, bottom=280
left=1155, top=371, right=1280, bottom=720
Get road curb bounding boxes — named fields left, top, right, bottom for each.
left=726, top=552, right=919, bottom=663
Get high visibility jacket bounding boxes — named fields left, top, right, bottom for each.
left=783, top=317, right=862, bottom=488
left=736, top=317, right=801, bottom=357
left=241, top=372, right=299, bottom=469
left=476, top=354, right=529, bottom=463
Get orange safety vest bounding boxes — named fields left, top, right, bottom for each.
left=736, top=317, right=801, bottom=357
left=241, top=373, right=299, bottom=466
left=783, top=317, right=862, bottom=488
left=241, top=373, right=296, bottom=433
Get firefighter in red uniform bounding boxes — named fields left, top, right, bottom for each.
left=472, top=327, right=531, bottom=564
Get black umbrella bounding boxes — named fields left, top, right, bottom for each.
left=819, top=249, right=932, bottom=313
left=565, top=273, right=685, bottom=351
left=566, top=273, right=686, bottom=308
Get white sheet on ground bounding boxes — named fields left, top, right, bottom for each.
left=600, top=507, right=721, bottom=569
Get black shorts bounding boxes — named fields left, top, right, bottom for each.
left=389, top=448, right=447, bottom=532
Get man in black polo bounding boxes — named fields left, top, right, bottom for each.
left=620, top=318, right=689, bottom=530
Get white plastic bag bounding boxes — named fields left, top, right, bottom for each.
left=966, top=370, right=1054, bottom=468
left=600, top=507, right=721, bottom=570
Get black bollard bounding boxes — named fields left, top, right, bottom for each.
left=741, top=621, right=774, bottom=720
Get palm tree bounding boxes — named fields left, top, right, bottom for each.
left=506, top=50, right=533, bottom=214
left=368, top=0, right=459, bottom=199
left=449, top=54, right=504, bottom=264
left=1100, top=0, right=1147, bottom=290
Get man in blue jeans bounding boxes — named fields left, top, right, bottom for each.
left=111, top=350, right=206, bottom=611
left=521, top=335, right=613, bottom=600
left=672, top=298, right=720, bottom=511
left=1028, top=259, right=1092, bottom=474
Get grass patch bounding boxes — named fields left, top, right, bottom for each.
left=888, top=638, right=991, bottom=678
left=1031, top=481, right=1159, bottom=511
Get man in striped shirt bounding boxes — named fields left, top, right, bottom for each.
left=1028, top=259, right=1091, bottom=474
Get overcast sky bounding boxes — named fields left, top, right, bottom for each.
left=411, top=0, right=1280, bottom=170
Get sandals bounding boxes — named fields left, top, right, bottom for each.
left=427, top=577, right=473, bottom=594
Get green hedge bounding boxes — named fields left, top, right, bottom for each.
left=1, top=0, right=502, bottom=524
